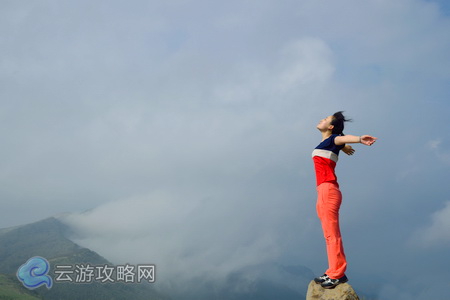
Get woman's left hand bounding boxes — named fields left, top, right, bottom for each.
left=342, top=145, right=355, bottom=155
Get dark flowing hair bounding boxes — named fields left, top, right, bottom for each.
left=331, top=111, right=352, bottom=136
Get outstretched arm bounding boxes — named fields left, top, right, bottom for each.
left=335, top=134, right=377, bottom=146
left=342, top=144, right=355, bottom=155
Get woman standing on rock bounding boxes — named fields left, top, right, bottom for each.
left=312, top=111, right=377, bottom=289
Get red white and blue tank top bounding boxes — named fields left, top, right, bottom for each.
left=312, top=134, right=344, bottom=186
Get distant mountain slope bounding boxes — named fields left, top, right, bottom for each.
left=1, top=217, right=374, bottom=300
left=0, top=217, right=88, bottom=273
left=0, top=217, right=168, bottom=300
left=0, top=274, right=42, bottom=300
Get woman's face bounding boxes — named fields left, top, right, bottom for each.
left=317, top=115, right=334, bottom=131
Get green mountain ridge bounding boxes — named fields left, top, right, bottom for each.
left=0, top=217, right=377, bottom=300
left=0, top=274, right=42, bottom=300
left=0, top=217, right=167, bottom=300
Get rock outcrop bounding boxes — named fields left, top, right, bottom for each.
left=306, top=280, right=360, bottom=300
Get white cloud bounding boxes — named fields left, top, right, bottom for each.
left=427, top=139, right=442, bottom=150
left=427, top=139, right=450, bottom=165
left=413, top=201, right=450, bottom=247
left=275, top=38, right=334, bottom=91
left=61, top=191, right=285, bottom=291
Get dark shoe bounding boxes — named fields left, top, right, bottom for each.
left=321, top=275, right=348, bottom=289
left=314, top=274, right=329, bottom=284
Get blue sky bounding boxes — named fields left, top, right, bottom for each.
left=1, top=0, right=450, bottom=299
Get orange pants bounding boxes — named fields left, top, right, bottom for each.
left=316, top=182, right=347, bottom=279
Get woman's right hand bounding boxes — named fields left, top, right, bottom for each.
left=360, top=135, right=377, bottom=146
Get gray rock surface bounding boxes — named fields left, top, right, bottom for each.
left=306, top=280, right=360, bottom=300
